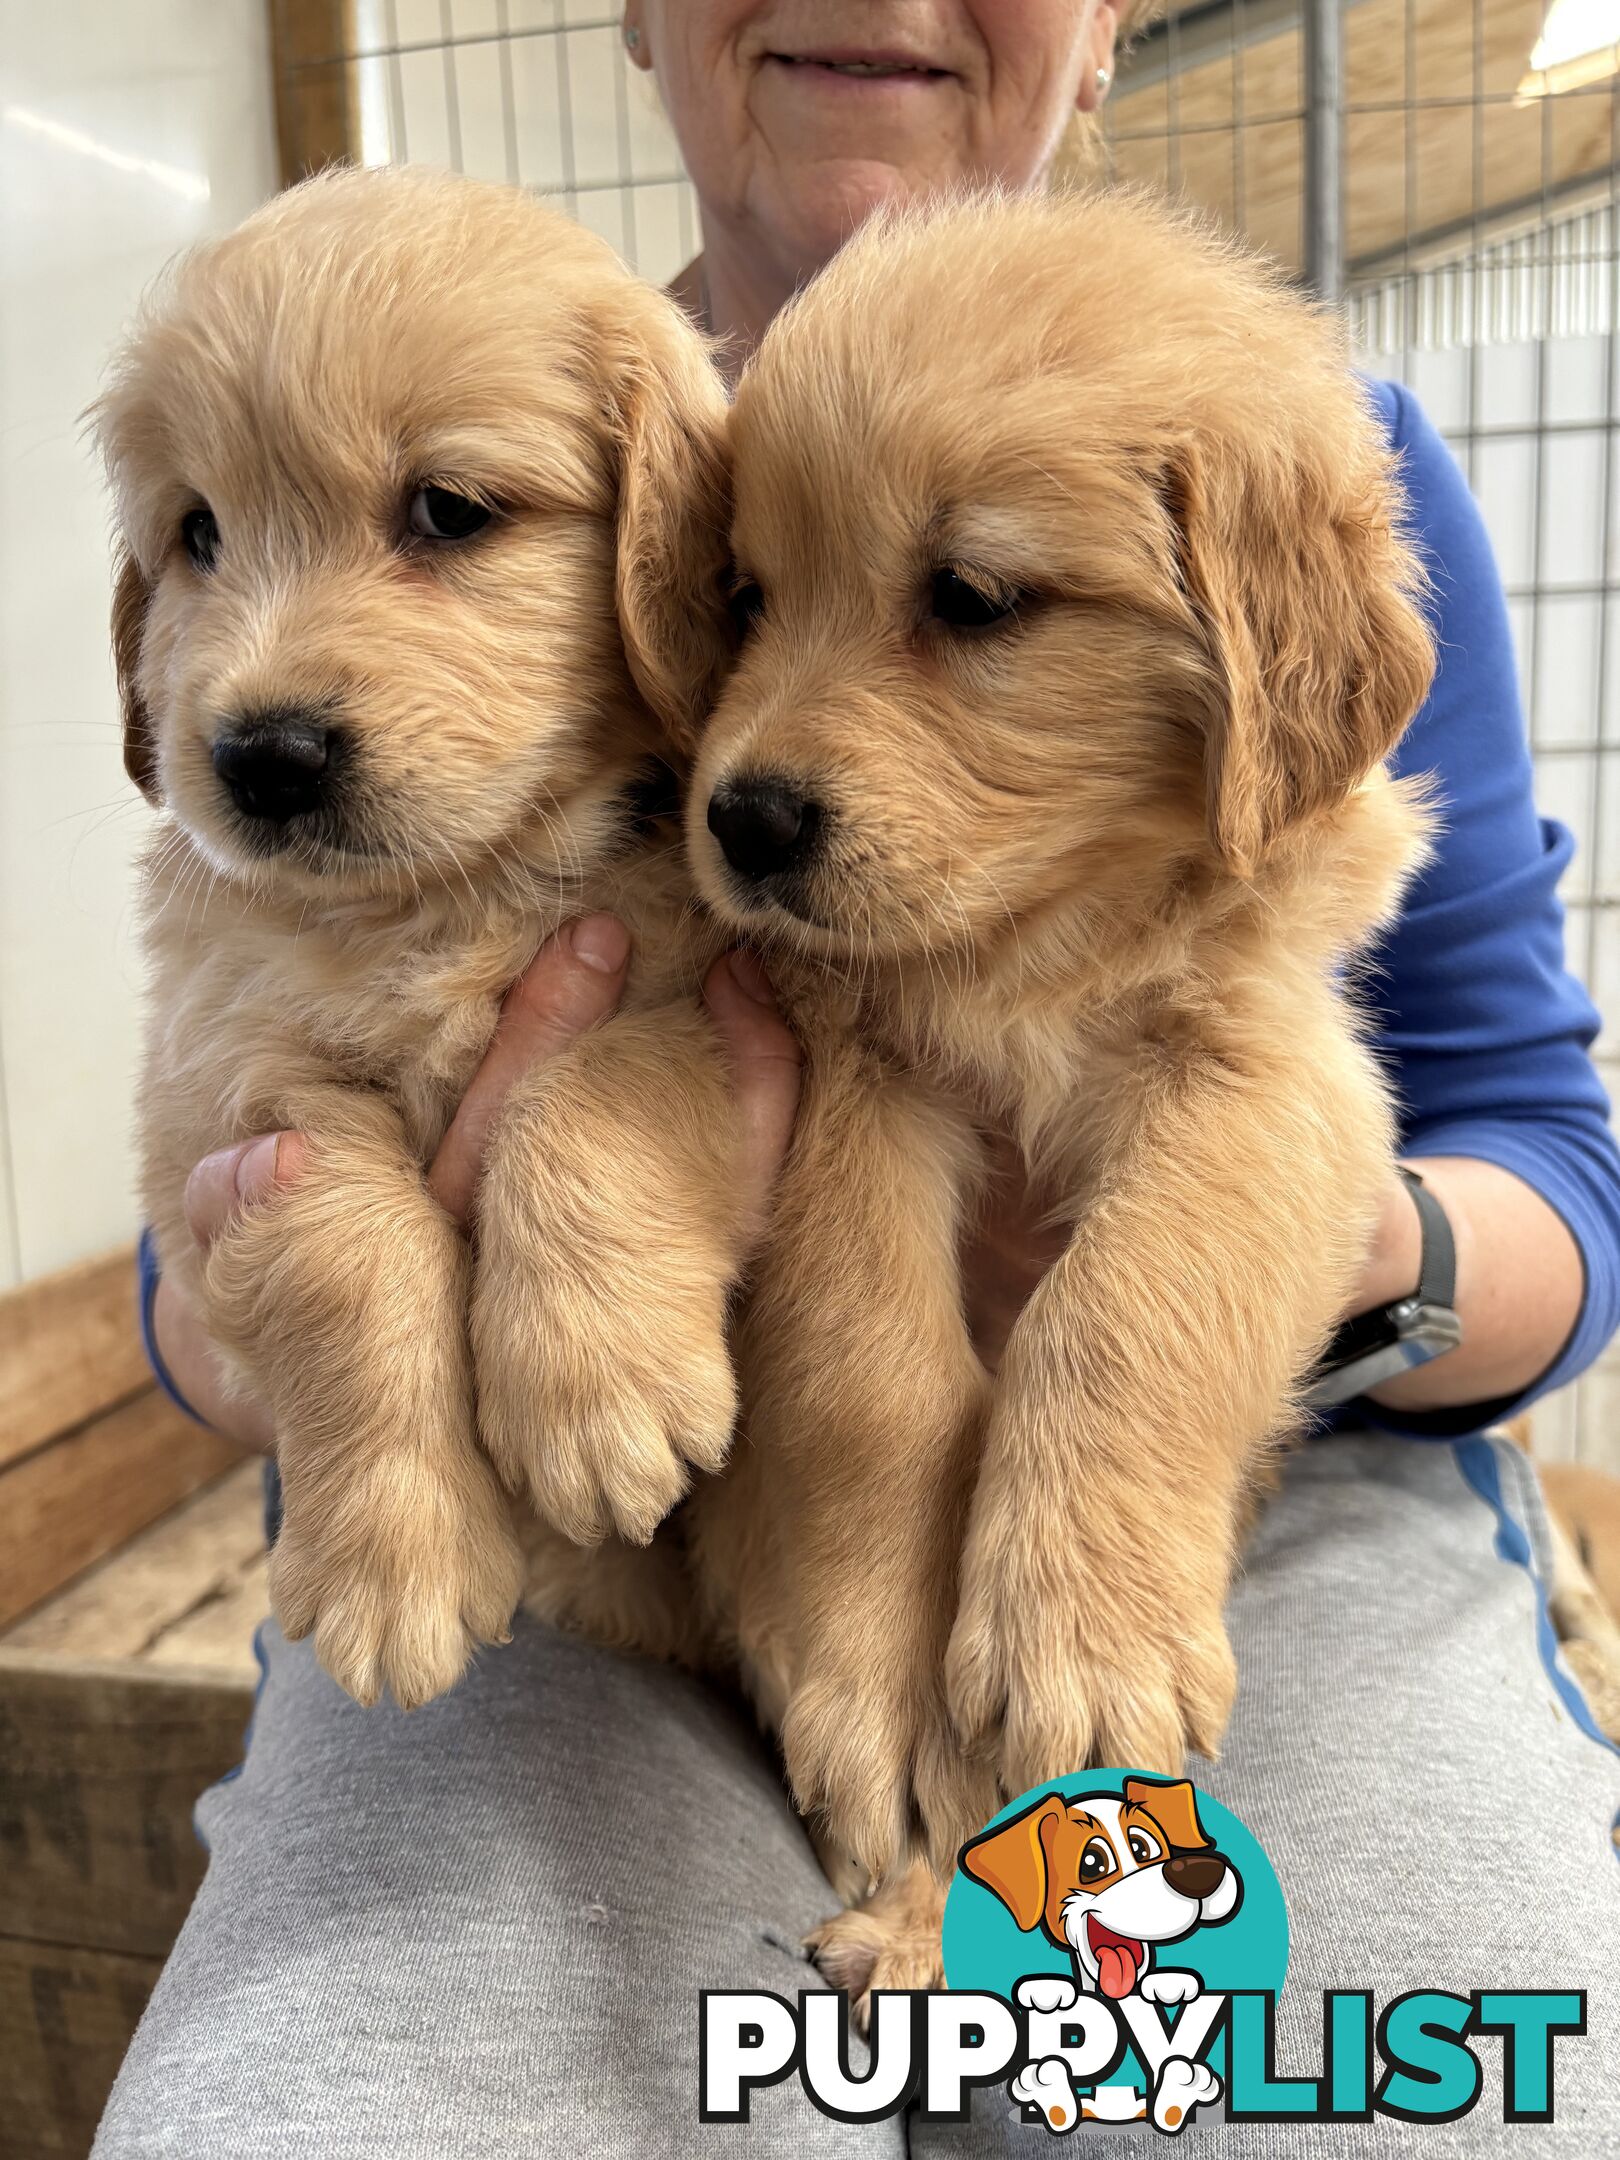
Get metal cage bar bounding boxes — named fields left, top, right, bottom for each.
left=1303, top=0, right=1345, bottom=296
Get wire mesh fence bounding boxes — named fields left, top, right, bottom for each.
left=1110, top=1, right=1620, bottom=1464
left=272, top=0, right=1620, bottom=1465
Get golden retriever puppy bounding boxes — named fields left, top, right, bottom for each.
left=676, top=189, right=1437, bottom=1996
left=98, top=166, right=743, bottom=1709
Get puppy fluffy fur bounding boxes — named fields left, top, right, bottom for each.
left=100, top=166, right=744, bottom=1708
left=675, top=189, right=1436, bottom=1999
left=105, top=171, right=1438, bottom=2017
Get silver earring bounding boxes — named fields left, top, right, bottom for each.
left=1095, top=64, right=1111, bottom=95
left=625, top=24, right=641, bottom=49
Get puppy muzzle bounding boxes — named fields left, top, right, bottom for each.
left=706, top=775, right=822, bottom=879
left=212, top=706, right=344, bottom=843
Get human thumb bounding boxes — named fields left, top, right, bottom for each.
left=182, top=1131, right=308, bottom=1251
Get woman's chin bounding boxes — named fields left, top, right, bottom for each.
left=759, top=157, right=960, bottom=261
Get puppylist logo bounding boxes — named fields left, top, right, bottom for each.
left=700, top=1773, right=1586, bottom=2134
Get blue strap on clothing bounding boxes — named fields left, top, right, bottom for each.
left=137, top=1224, right=212, bottom=1428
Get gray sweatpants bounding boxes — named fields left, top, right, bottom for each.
left=94, top=1435, right=1620, bottom=2158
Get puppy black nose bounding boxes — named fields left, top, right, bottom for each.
left=706, top=778, right=823, bottom=882
left=212, top=710, right=335, bottom=824
left=1164, top=1851, right=1227, bottom=1901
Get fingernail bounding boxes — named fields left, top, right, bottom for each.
left=568, top=912, right=631, bottom=975
left=726, top=947, right=777, bottom=1007
left=234, top=1133, right=282, bottom=1203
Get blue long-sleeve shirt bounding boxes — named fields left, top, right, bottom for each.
left=1358, top=377, right=1620, bottom=1432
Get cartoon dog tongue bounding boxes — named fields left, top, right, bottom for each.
left=1088, top=1917, right=1145, bottom=1999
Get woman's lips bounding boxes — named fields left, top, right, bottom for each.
left=765, top=51, right=952, bottom=88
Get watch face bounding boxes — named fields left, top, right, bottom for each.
left=1404, top=1303, right=1465, bottom=1357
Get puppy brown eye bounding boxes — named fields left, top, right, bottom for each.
left=408, top=485, right=493, bottom=542
left=182, top=506, right=220, bottom=572
left=930, top=567, right=1016, bottom=630
left=1079, top=1838, right=1115, bottom=1882
left=729, top=581, right=765, bottom=638
left=1128, top=1831, right=1160, bottom=1864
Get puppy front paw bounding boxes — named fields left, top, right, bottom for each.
left=474, top=1260, right=737, bottom=1546
left=945, top=1541, right=1236, bottom=1790
left=271, top=1450, right=522, bottom=1709
left=782, top=1662, right=998, bottom=1879
left=782, top=1671, right=915, bottom=1876
left=805, top=1863, right=946, bottom=2034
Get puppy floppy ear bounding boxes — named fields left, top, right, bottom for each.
left=1165, top=428, right=1434, bottom=879
left=112, top=548, right=160, bottom=801
left=960, top=1793, right=1067, bottom=1932
left=605, top=296, right=731, bottom=755
left=1124, top=1776, right=1210, bottom=1854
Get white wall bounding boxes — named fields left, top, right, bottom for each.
left=0, top=0, right=279, bottom=1285
left=0, top=2, right=694, bottom=1295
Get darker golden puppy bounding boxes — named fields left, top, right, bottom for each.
left=99, top=166, right=743, bottom=1709
left=677, top=189, right=1436, bottom=2003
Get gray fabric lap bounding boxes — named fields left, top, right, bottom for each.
left=93, top=1619, right=876, bottom=2160
left=96, top=1436, right=1620, bottom=2158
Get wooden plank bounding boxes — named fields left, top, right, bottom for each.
left=0, top=1651, right=252, bottom=1960
left=0, top=1246, right=147, bottom=1474
left=269, top=0, right=359, bottom=185
left=0, top=1398, right=241, bottom=1632
left=145, top=1555, right=269, bottom=1678
left=2, top=1464, right=265, bottom=1668
left=0, top=1936, right=162, bottom=2160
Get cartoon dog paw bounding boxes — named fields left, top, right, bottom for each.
left=1016, top=1975, right=1080, bottom=2015
left=1011, top=2058, right=1083, bottom=2134
left=1139, top=1970, right=1202, bottom=2007
left=1152, top=2056, right=1221, bottom=2133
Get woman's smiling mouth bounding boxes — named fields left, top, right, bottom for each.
left=765, top=48, right=954, bottom=87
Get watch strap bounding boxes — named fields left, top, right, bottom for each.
left=1401, top=1166, right=1456, bottom=1312
left=1305, top=1168, right=1461, bottom=1410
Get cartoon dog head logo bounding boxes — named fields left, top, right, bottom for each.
left=960, top=1776, right=1242, bottom=2000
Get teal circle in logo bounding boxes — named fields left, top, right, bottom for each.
left=942, top=1769, right=1288, bottom=2001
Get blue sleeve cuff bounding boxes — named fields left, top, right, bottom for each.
left=137, top=1225, right=213, bottom=1428
left=1352, top=1117, right=1620, bottom=1438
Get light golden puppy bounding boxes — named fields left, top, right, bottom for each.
left=676, top=190, right=1437, bottom=2001
left=98, top=166, right=744, bottom=1709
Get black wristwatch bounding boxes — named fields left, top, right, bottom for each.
left=1305, top=1168, right=1463, bottom=1409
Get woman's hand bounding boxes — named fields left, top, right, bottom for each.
left=149, top=918, right=802, bottom=1449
